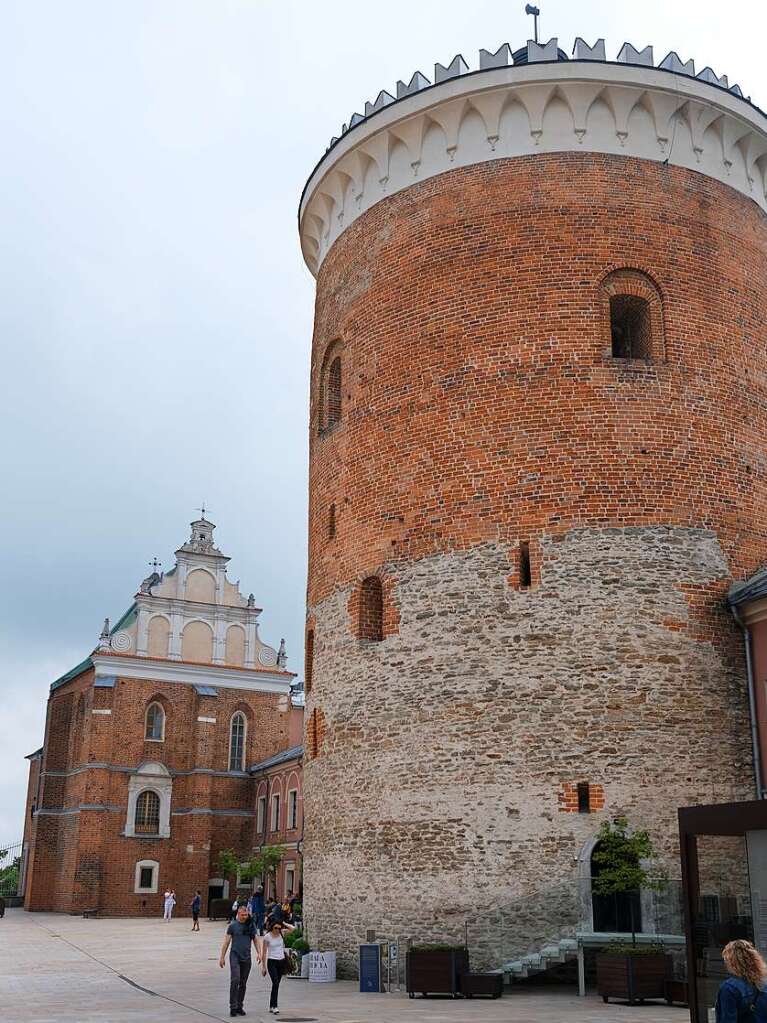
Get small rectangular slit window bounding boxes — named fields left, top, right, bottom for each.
left=577, top=781, right=591, bottom=814
left=328, top=504, right=336, bottom=539
left=519, top=542, right=532, bottom=589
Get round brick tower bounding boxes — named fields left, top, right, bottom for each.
left=299, top=37, right=767, bottom=965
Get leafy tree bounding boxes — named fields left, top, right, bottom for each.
left=245, top=845, right=286, bottom=897
left=0, top=855, right=21, bottom=897
left=592, top=817, right=667, bottom=944
left=216, top=848, right=240, bottom=883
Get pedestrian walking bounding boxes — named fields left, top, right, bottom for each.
left=249, top=885, right=265, bottom=935
left=265, top=898, right=284, bottom=928
left=716, top=939, right=767, bottom=1021
left=191, top=890, right=202, bottom=931
left=219, top=903, right=258, bottom=1018
left=258, top=918, right=295, bottom=1015
left=163, top=889, right=176, bottom=921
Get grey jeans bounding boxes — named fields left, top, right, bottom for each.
left=229, top=954, right=251, bottom=1011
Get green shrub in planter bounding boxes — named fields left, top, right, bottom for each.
left=601, top=943, right=667, bottom=957
left=410, top=943, right=466, bottom=952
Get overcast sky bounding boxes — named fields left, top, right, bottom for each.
left=1, top=0, right=766, bottom=843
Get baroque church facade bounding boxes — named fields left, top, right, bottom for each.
left=21, top=518, right=303, bottom=916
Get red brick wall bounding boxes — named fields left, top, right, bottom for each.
left=307, top=153, right=767, bottom=608
left=251, top=761, right=303, bottom=900
left=25, top=668, right=295, bottom=916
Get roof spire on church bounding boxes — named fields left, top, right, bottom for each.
left=97, top=618, right=111, bottom=652
left=277, top=638, right=288, bottom=669
left=178, top=514, right=228, bottom=560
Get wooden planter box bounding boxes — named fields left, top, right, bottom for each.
left=208, top=897, right=233, bottom=921
left=407, top=948, right=469, bottom=998
left=596, top=952, right=670, bottom=1005
left=461, top=973, right=504, bottom=999
left=664, top=978, right=689, bottom=1006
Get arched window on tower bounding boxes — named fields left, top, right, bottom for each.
left=319, top=344, right=343, bottom=433
left=145, top=702, right=165, bottom=742
left=359, top=577, right=384, bottom=642
left=601, top=269, right=665, bottom=362
left=229, top=712, right=246, bottom=772
left=134, top=790, right=160, bottom=834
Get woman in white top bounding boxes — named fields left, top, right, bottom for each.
left=258, top=919, right=295, bottom=1015
left=163, top=889, right=176, bottom=922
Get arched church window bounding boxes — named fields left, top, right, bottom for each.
left=145, top=702, right=165, bottom=742
left=135, top=790, right=160, bottom=834
left=229, top=712, right=246, bottom=772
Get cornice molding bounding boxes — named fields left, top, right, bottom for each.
left=91, top=654, right=293, bottom=694
left=299, top=60, right=767, bottom=275
left=742, top=597, right=767, bottom=626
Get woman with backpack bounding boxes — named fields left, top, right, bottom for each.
left=716, top=939, right=767, bottom=1021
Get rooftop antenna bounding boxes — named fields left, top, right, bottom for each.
left=525, top=3, right=540, bottom=44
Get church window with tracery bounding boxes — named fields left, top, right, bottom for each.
left=229, top=712, right=246, bottom=772
left=134, top=790, right=160, bottom=834
left=145, top=702, right=165, bottom=742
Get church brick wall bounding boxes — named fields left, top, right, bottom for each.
left=25, top=669, right=295, bottom=916
left=303, top=153, right=767, bottom=968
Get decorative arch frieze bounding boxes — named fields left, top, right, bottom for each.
left=300, top=62, right=767, bottom=274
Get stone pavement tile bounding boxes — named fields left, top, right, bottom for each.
left=0, top=911, right=688, bottom=1023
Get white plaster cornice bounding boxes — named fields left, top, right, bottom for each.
left=91, top=654, right=293, bottom=694
left=741, top=597, right=767, bottom=626
left=299, top=59, right=767, bottom=275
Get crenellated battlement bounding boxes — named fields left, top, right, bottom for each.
left=323, top=38, right=754, bottom=153
left=299, top=36, right=767, bottom=275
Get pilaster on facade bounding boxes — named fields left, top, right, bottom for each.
left=168, top=611, right=183, bottom=660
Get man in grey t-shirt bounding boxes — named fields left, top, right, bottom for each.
left=219, top=904, right=257, bottom=1017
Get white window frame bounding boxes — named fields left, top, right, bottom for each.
left=145, top=702, right=165, bottom=742
left=284, top=863, right=295, bottom=898
left=236, top=864, right=254, bottom=890
left=125, top=762, right=172, bottom=839
left=288, top=789, right=298, bottom=831
left=134, top=859, right=159, bottom=894
left=271, top=793, right=280, bottom=832
left=256, top=795, right=266, bottom=834
left=229, top=712, right=247, bottom=772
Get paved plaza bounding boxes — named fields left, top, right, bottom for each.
left=1, top=910, right=687, bottom=1023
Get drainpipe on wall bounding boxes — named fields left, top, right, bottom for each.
left=731, top=604, right=765, bottom=799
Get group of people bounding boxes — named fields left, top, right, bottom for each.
left=230, top=888, right=300, bottom=934
left=161, top=887, right=203, bottom=930
left=220, top=896, right=297, bottom=1017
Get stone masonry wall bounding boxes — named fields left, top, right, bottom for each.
left=304, top=528, right=751, bottom=968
